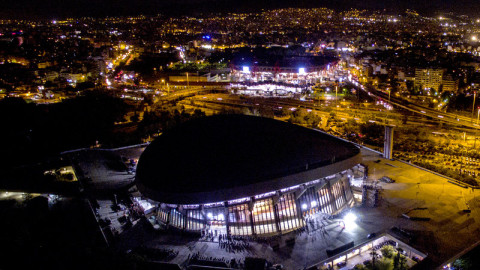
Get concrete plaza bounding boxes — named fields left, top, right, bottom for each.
left=105, top=146, right=480, bottom=269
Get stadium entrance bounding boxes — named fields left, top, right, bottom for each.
left=205, top=207, right=227, bottom=237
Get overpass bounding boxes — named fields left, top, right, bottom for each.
left=157, top=86, right=228, bottom=104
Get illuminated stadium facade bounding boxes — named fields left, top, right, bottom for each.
left=231, top=57, right=332, bottom=85
left=136, top=115, right=362, bottom=236
left=229, top=47, right=337, bottom=88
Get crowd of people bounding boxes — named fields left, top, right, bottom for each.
left=305, top=214, right=333, bottom=233
left=218, top=234, right=252, bottom=253
left=188, top=252, right=243, bottom=268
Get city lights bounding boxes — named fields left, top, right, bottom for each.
left=1, top=5, right=479, bottom=269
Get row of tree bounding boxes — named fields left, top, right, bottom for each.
left=0, top=91, right=130, bottom=168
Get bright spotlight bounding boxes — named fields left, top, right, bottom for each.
left=207, top=212, right=213, bottom=219
left=311, top=201, right=317, bottom=208
left=344, top=212, right=357, bottom=222
left=343, top=212, right=357, bottom=229
left=301, top=203, right=308, bottom=210
left=299, top=67, right=306, bottom=75
left=218, top=213, right=224, bottom=220
left=242, top=66, right=250, bottom=72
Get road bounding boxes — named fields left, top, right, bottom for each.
left=348, top=79, right=480, bottom=130
left=157, top=86, right=227, bottom=103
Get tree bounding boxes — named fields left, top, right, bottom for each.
left=381, top=245, right=396, bottom=259
left=278, top=107, right=292, bottom=117
left=353, top=264, right=367, bottom=270
left=375, top=258, right=394, bottom=270
left=396, top=254, right=408, bottom=270
left=452, top=258, right=473, bottom=270
left=393, top=252, right=400, bottom=269
left=370, top=249, right=379, bottom=267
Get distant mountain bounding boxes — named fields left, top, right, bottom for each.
left=0, top=0, right=476, bottom=19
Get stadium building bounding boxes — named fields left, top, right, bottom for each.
left=135, top=115, right=362, bottom=236
left=229, top=47, right=338, bottom=95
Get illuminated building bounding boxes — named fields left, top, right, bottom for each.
left=136, top=115, right=362, bottom=236
left=442, top=74, right=459, bottom=92
left=229, top=47, right=337, bottom=88
left=231, top=56, right=335, bottom=86
left=414, top=68, right=444, bottom=91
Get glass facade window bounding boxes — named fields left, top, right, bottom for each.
left=186, top=209, right=205, bottom=231
left=205, top=206, right=227, bottom=235
left=317, top=186, right=333, bottom=214
left=228, top=204, right=252, bottom=235
left=332, top=181, right=346, bottom=210
left=277, top=193, right=302, bottom=232
left=170, top=209, right=185, bottom=229
left=205, top=207, right=226, bottom=223
left=343, top=178, right=353, bottom=202
left=150, top=168, right=358, bottom=236
left=299, top=186, right=321, bottom=215
left=158, top=208, right=169, bottom=223
left=252, top=198, right=277, bottom=234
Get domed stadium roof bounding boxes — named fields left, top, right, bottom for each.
left=136, top=114, right=361, bottom=204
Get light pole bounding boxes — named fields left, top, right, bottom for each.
left=477, top=107, right=480, bottom=125
left=472, top=91, right=477, bottom=123
left=186, top=72, right=189, bottom=88
left=335, top=84, right=338, bottom=109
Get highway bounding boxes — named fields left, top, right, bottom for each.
left=348, top=79, right=480, bottom=130
left=186, top=93, right=447, bottom=129
left=158, top=82, right=479, bottom=134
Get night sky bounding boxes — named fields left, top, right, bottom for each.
left=0, top=0, right=478, bottom=19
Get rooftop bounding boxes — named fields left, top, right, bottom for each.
left=136, top=114, right=359, bottom=196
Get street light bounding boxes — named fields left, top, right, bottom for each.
left=472, top=91, right=477, bottom=123
left=335, top=84, right=339, bottom=109
left=477, top=107, right=480, bottom=125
